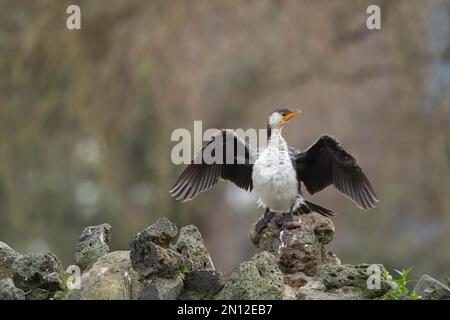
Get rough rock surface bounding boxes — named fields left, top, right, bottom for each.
left=296, top=263, right=388, bottom=300
left=249, top=212, right=390, bottom=300
left=0, top=278, right=25, bottom=300
left=414, top=274, right=450, bottom=300
left=250, top=213, right=339, bottom=276
left=134, top=217, right=178, bottom=247
left=174, top=225, right=214, bottom=271
left=0, top=242, right=20, bottom=280
left=12, top=252, right=66, bottom=299
left=75, top=223, right=112, bottom=271
left=184, top=270, right=224, bottom=295
left=130, top=240, right=185, bottom=278
left=217, top=251, right=284, bottom=300
left=139, top=275, right=183, bottom=300
left=67, top=251, right=143, bottom=300
left=180, top=270, right=224, bottom=299
left=130, top=218, right=186, bottom=278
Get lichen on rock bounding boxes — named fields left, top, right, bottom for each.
left=12, top=252, right=66, bottom=299
left=139, top=275, right=184, bottom=300
left=0, top=242, right=20, bottom=280
left=67, top=251, right=143, bottom=300
left=250, top=213, right=339, bottom=277
left=0, top=278, right=25, bottom=300
left=75, top=223, right=112, bottom=271
left=134, top=217, right=178, bottom=247
left=295, top=263, right=388, bottom=300
left=217, top=251, right=284, bottom=300
left=174, top=225, right=214, bottom=271
left=414, top=274, right=450, bottom=300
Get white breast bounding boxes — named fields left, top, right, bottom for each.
left=252, top=133, right=299, bottom=212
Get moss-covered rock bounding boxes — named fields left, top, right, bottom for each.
left=217, top=251, right=284, bottom=300
left=174, top=225, right=214, bottom=271
left=250, top=213, right=339, bottom=276
left=12, top=252, right=66, bottom=298
left=414, top=274, right=450, bottom=300
left=0, top=278, right=25, bottom=300
left=138, top=275, right=183, bottom=300
left=296, top=263, right=388, bottom=300
left=67, top=251, right=144, bottom=300
left=133, top=218, right=178, bottom=248
left=0, top=242, right=20, bottom=280
left=130, top=240, right=186, bottom=278
left=75, top=223, right=111, bottom=271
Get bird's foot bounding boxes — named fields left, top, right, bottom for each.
left=255, top=210, right=274, bottom=233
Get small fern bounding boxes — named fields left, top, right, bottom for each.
left=383, top=268, right=421, bottom=300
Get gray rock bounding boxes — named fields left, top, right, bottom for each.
left=75, top=223, right=111, bottom=271
left=297, top=280, right=366, bottom=300
left=320, top=263, right=388, bottom=297
left=250, top=213, right=339, bottom=276
left=184, top=270, right=224, bottom=295
left=130, top=240, right=185, bottom=278
left=217, top=251, right=284, bottom=300
left=414, top=274, right=450, bottom=300
left=133, top=218, right=178, bottom=248
left=0, top=242, right=20, bottom=280
left=26, top=288, right=52, bottom=300
left=296, top=263, right=388, bottom=300
left=139, top=275, right=183, bottom=300
left=0, top=278, right=25, bottom=300
left=12, top=252, right=66, bottom=296
left=67, top=251, right=144, bottom=300
left=174, top=225, right=214, bottom=271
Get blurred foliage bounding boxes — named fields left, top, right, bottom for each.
left=0, top=0, right=449, bottom=278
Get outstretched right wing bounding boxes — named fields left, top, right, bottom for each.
left=295, top=135, right=378, bottom=209
left=170, top=129, right=256, bottom=202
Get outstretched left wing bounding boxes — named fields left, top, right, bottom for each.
left=294, top=135, right=378, bottom=209
left=170, top=129, right=256, bottom=202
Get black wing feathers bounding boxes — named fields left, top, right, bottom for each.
left=170, top=130, right=254, bottom=202
left=295, top=135, right=378, bottom=209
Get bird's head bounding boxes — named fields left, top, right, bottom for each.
left=268, top=107, right=302, bottom=129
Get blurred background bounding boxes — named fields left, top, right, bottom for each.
left=0, top=0, right=449, bottom=282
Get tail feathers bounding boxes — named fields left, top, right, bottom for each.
left=295, top=200, right=334, bottom=217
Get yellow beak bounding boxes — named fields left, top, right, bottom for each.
left=283, top=109, right=301, bottom=122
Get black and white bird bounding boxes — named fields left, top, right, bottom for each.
left=170, top=108, right=378, bottom=233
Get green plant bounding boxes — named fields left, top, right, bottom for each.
left=178, top=264, right=190, bottom=281
left=383, top=268, right=421, bottom=300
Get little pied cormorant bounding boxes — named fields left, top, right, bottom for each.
left=170, top=108, right=378, bottom=233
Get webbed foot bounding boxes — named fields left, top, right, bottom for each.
left=255, top=209, right=274, bottom=233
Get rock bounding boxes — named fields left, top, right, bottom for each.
left=0, top=278, right=25, bottom=300
left=68, top=251, right=143, bottom=300
left=75, top=223, right=112, bottom=271
left=184, top=270, right=224, bottom=295
left=250, top=213, right=339, bottom=276
left=12, top=252, right=66, bottom=297
left=0, top=242, right=20, bottom=280
left=297, top=280, right=364, bottom=300
left=139, top=275, right=183, bottom=300
left=130, top=240, right=185, bottom=278
left=296, top=263, right=388, bottom=300
left=133, top=218, right=178, bottom=248
left=217, top=251, right=284, bottom=300
left=174, top=225, right=214, bottom=271
left=320, top=263, right=388, bottom=298
left=414, top=274, right=450, bottom=300
left=283, top=273, right=308, bottom=288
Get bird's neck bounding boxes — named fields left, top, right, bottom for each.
left=268, top=128, right=287, bottom=151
